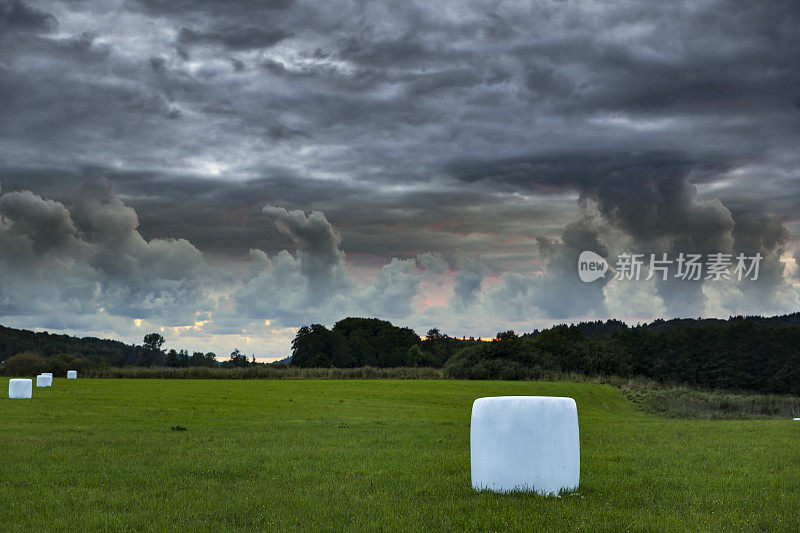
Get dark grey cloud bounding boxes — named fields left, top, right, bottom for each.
left=178, top=26, right=292, bottom=50
left=450, top=255, right=485, bottom=309
left=0, top=0, right=798, bottom=351
left=338, top=35, right=442, bottom=68
left=725, top=211, right=792, bottom=313
left=133, top=0, right=293, bottom=17
left=447, top=151, right=783, bottom=316
left=267, top=123, right=310, bottom=141
left=262, top=206, right=348, bottom=296
left=449, top=151, right=736, bottom=250
left=148, top=56, right=166, bottom=73
left=0, top=187, right=212, bottom=324
left=0, top=0, right=56, bottom=33
left=234, top=206, right=422, bottom=327
left=795, top=249, right=800, bottom=280
left=529, top=217, right=610, bottom=319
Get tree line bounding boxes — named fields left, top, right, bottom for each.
left=290, top=315, right=800, bottom=395
left=2, top=313, right=799, bottom=394
left=0, top=328, right=261, bottom=375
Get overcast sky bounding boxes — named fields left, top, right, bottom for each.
left=1, top=0, right=798, bottom=359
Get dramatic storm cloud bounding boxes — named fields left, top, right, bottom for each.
left=1, top=0, right=798, bottom=357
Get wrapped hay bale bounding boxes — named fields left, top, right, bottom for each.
left=9, top=378, right=33, bottom=399
left=67, top=370, right=77, bottom=379
left=36, top=374, right=53, bottom=387
left=471, top=396, right=579, bottom=495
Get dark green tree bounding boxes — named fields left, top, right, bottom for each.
left=225, top=348, right=250, bottom=368
left=165, top=349, right=179, bottom=367
left=290, top=324, right=337, bottom=367
left=189, top=351, right=205, bottom=366
left=138, top=333, right=165, bottom=367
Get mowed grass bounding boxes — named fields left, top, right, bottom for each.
left=0, top=379, right=798, bottom=531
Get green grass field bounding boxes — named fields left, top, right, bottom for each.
left=1, top=379, right=798, bottom=531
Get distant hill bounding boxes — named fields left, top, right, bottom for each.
left=643, top=313, right=800, bottom=330
left=0, top=324, right=141, bottom=366
left=531, top=313, right=800, bottom=339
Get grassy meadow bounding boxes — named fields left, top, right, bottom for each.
left=1, top=378, right=798, bottom=531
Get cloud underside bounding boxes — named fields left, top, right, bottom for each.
left=0, top=0, right=798, bottom=353
left=0, top=186, right=796, bottom=355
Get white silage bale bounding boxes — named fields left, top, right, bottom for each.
left=9, top=378, right=33, bottom=399
left=36, top=374, right=52, bottom=387
left=67, top=370, right=77, bottom=379
left=471, top=396, right=580, bottom=495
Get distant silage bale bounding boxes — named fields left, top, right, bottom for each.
left=67, top=370, right=77, bottom=379
left=9, top=378, right=33, bottom=399
left=36, top=374, right=53, bottom=387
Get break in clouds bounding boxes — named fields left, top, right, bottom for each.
left=0, top=0, right=798, bottom=357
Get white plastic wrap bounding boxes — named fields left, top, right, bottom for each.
left=42, top=372, right=53, bottom=378
left=9, top=378, right=33, bottom=399
left=471, top=396, right=580, bottom=495
left=36, top=374, right=52, bottom=387
left=67, top=370, right=77, bottom=379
